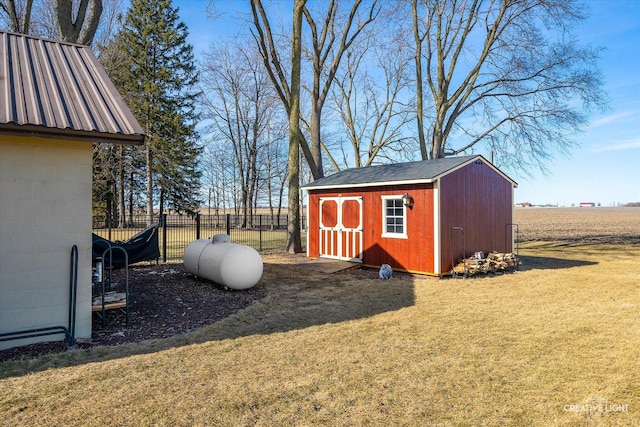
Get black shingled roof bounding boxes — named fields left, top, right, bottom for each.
left=303, top=155, right=516, bottom=190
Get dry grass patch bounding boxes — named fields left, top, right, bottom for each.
left=2, top=244, right=639, bottom=426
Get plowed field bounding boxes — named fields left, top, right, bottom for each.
left=514, top=207, right=639, bottom=245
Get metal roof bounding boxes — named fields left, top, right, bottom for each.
left=302, top=155, right=517, bottom=190
left=0, top=31, right=144, bottom=144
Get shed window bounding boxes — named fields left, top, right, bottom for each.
left=381, top=196, right=407, bottom=238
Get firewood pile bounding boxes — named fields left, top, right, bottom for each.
left=451, top=251, right=521, bottom=277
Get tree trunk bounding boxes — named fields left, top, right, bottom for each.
left=287, top=0, right=304, bottom=254
left=309, top=103, right=324, bottom=179
left=241, top=186, right=249, bottom=228
left=431, top=108, right=447, bottom=159
left=78, top=0, right=102, bottom=45
left=146, top=140, right=153, bottom=226
left=54, top=0, right=102, bottom=45
left=128, top=170, right=133, bottom=226
left=2, top=0, right=34, bottom=33
left=118, top=145, right=126, bottom=228
left=412, top=0, right=427, bottom=160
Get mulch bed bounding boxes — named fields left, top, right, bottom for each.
left=0, top=263, right=266, bottom=362
left=1, top=258, right=420, bottom=363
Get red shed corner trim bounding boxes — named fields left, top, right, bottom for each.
left=301, top=156, right=518, bottom=191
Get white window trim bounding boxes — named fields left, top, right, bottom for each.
left=381, top=195, right=408, bottom=239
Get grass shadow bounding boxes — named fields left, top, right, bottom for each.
left=0, top=262, right=416, bottom=378
left=516, top=241, right=600, bottom=270
left=518, top=255, right=598, bottom=271
left=208, top=265, right=417, bottom=338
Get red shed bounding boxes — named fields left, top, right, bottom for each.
left=302, top=155, right=517, bottom=276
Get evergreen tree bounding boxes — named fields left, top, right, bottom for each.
left=118, top=0, right=201, bottom=220
left=95, top=31, right=146, bottom=227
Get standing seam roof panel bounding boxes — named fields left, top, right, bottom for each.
left=26, top=37, right=47, bottom=127
left=0, top=31, right=144, bottom=144
left=30, top=39, right=58, bottom=127
left=77, top=46, right=127, bottom=134
left=41, top=39, right=73, bottom=129
left=0, top=34, right=8, bottom=124
left=86, top=49, right=141, bottom=135
left=53, top=41, right=86, bottom=130
left=15, top=36, right=34, bottom=125
left=64, top=44, right=102, bottom=131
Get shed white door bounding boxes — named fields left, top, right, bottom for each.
left=318, top=197, right=363, bottom=262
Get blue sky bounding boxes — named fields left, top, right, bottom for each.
left=513, top=0, right=640, bottom=206
left=177, top=0, right=639, bottom=206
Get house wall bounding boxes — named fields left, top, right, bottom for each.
left=0, top=135, right=93, bottom=350
left=307, top=183, right=436, bottom=274
left=438, top=159, right=514, bottom=274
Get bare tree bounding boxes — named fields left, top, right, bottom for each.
left=411, top=0, right=606, bottom=172
left=32, top=0, right=62, bottom=38
left=286, top=0, right=304, bottom=253
left=54, top=0, right=102, bottom=45
left=258, top=122, right=289, bottom=229
left=0, top=0, right=34, bottom=33
left=201, top=140, right=234, bottom=217
left=301, top=0, right=380, bottom=178
left=200, top=42, right=281, bottom=228
left=329, top=24, right=414, bottom=169
left=1, top=0, right=119, bottom=48
left=248, top=0, right=382, bottom=252
left=92, top=0, right=121, bottom=50
left=250, top=0, right=380, bottom=180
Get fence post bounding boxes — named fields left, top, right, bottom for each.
left=107, top=212, right=112, bottom=241
left=226, top=213, right=231, bottom=236
left=196, top=213, right=201, bottom=240
left=162, top=213, right=168, bottom=263
left=259, top=214, right=263, bottom=252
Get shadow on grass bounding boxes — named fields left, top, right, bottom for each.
left=518, top=255, right=598, bottom=271
left=211, top=266, right=417, bottom=338
left=0, top=262, right=416, bottom=378
left=516, top=241, right=600, bottom=270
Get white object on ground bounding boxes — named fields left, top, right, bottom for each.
left=183, top=239, right=263, bottom=290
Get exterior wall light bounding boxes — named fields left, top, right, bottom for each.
left=402, top=193, right=414, bottom=209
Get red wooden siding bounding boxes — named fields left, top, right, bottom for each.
left=306, top=158, right=514, bottom=276
left=308, top=195, right=321, bottom=257
left=307, top=184, right=436, bottom=274
left=438, top=160, right=513, bottom=273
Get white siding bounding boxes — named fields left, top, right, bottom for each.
left=0, top=135, right=92, bottom=349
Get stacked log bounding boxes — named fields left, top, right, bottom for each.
left=451, top=252, right=520, bottom=277
left=486, top=252, right=520, bottom=270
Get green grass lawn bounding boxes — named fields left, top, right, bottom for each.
left=1, top=242, right=639, bottom=426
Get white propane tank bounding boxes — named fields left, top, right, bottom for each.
left=183, top=237, right=263, bottom=290
left=212, top=233, right=231, bottom=244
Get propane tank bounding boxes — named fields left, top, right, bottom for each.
left=183, top=236, right=263, bottom=290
